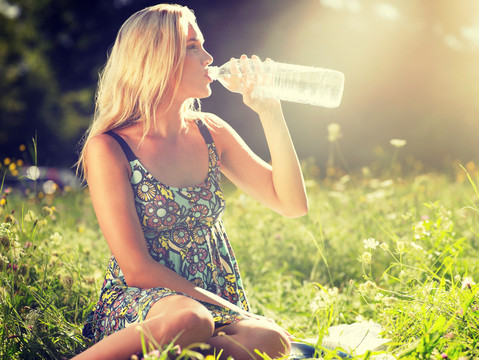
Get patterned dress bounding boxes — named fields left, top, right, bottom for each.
left=82, top=120, right=249, bottom=343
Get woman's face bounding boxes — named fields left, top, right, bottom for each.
left=177, top=24, right=214, bottom=101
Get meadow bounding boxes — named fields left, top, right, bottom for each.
left=1, top=146, right=478, bottom=359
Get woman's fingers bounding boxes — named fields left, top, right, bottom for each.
left=229, top=57, right=241, bottom=76
left=238, top=54, right=253, bottom=90
left=251, top=55, right=263, bottom=73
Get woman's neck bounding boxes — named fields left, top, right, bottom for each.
left=152, top=100, right=187, bottom=139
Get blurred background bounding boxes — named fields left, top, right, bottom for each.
left=1, top=0, right=478, bottom=175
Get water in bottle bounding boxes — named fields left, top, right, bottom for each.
left=208, top=59, right=345, bottom=108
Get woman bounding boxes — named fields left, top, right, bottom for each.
left=74, top=4, right=308, bottom=360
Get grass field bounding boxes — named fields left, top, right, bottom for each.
left=1, top=155, right=478, bottom=359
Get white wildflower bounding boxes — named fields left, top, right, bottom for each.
left=380, top=242, right=389, bottom=251
left=364, top=280, right=377, bottom=290
left=414, top=222, right=430, bottom=237
left=358, top=281, right=376, bottom=296
left=359, top=252, right=372, bottom=264
left=0, top=222, right=13, bottom=237
left=379, top=179, right=394, bottom=188
left=50, top=232, right=63, bottom=245
left=358, top=283, right=368, bottom=296
left=410, top=242, right=423, bottom=251
left=462, top=277, right=476, bottom=289
left=0, top=254, right=9, bottom=267
left=363, top=238, right=380, bottom=250
left=25, top=309, right=41, bottom=328
left=311, top=287, right=339, bottom=313
left=327, top=123, right=342, bottom=142
left=24, top=210, right=36, bottom=222
left=382, top=296, right=397, bottom=306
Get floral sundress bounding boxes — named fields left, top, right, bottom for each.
left=82, top=120, right=249, bottom=343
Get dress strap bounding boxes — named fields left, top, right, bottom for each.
left=195, top=119, right=214, bottom=145
left=105, top=130, right=137, bottom=162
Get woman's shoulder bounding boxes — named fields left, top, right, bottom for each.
left=87, top=124, right=139, bottom=155
left=86, top=132, right=122, bottom=157
left=84, top=132, right=132, bottom=176
left=196, top=112, right=236, bottom=135
left=194, top=112, right=243, bottom=159
left=196, top=112, right=223, bottom=128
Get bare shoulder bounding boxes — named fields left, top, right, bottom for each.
left=200, top=112, right=225, bottom=129
left=200, top=112, right=240, bottom=156
left=201, top=112, right=239, bottom=138
left=85, top=133, right=131, bottom=179
left=86, top=133, right=121, bottom=161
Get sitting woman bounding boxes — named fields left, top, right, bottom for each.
left=74, top=3, right=308, bottom=360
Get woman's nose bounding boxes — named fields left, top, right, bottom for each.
left=203, top=51, right=213, bottom=66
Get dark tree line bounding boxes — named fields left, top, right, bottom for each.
left=1, top=0, right=478, bottom=170
left=0, top=0, right=229, bottom=167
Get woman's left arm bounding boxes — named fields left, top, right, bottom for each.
left=211, top=55, right=308, bottom=218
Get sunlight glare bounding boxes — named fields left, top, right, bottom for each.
left=461, top=25, right=479, bottom=48
left=444, top=34, right=464, bottom=52
left=372, top=2, right=400, bottom=21
left=319, top=0, right=361, bottom=13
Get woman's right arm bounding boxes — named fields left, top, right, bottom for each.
left=85, top=135, right=249, bottom=314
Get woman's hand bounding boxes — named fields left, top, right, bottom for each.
left=226, top=54, right=281, bottom=115
left=238, top=311, right=293, bottom=339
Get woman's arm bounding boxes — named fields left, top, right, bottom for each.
left=210, top=55, right=308, bottom=218
left=84, top=135, right=250, bottom=314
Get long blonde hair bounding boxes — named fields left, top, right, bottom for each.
left=77, top=4, right=200, bottom=178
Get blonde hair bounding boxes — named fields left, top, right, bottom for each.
left=77, top=4, right=200, bottom=178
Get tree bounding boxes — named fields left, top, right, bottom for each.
left=0, top=0, right=157, bottom=167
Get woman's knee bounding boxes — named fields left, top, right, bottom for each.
left=145, top=295, right=214, bottom=344
left=176, top=300, right=215, bottom=337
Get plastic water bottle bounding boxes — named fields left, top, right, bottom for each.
left=208, top=59, right=345, bottom=108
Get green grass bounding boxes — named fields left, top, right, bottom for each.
left=1, top=161, right=478, bottom=359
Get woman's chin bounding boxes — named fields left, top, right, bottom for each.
left=198, top=87, right=213, bottom=99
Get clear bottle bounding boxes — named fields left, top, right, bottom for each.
left=208, top=59, right=345, bottom=108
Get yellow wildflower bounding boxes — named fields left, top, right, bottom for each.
left=465, top=161, right=476, bottom=172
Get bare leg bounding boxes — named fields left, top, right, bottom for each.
left=208, top=319, right=291, bottom=360
left=72, top=295, right=215, bottom=360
